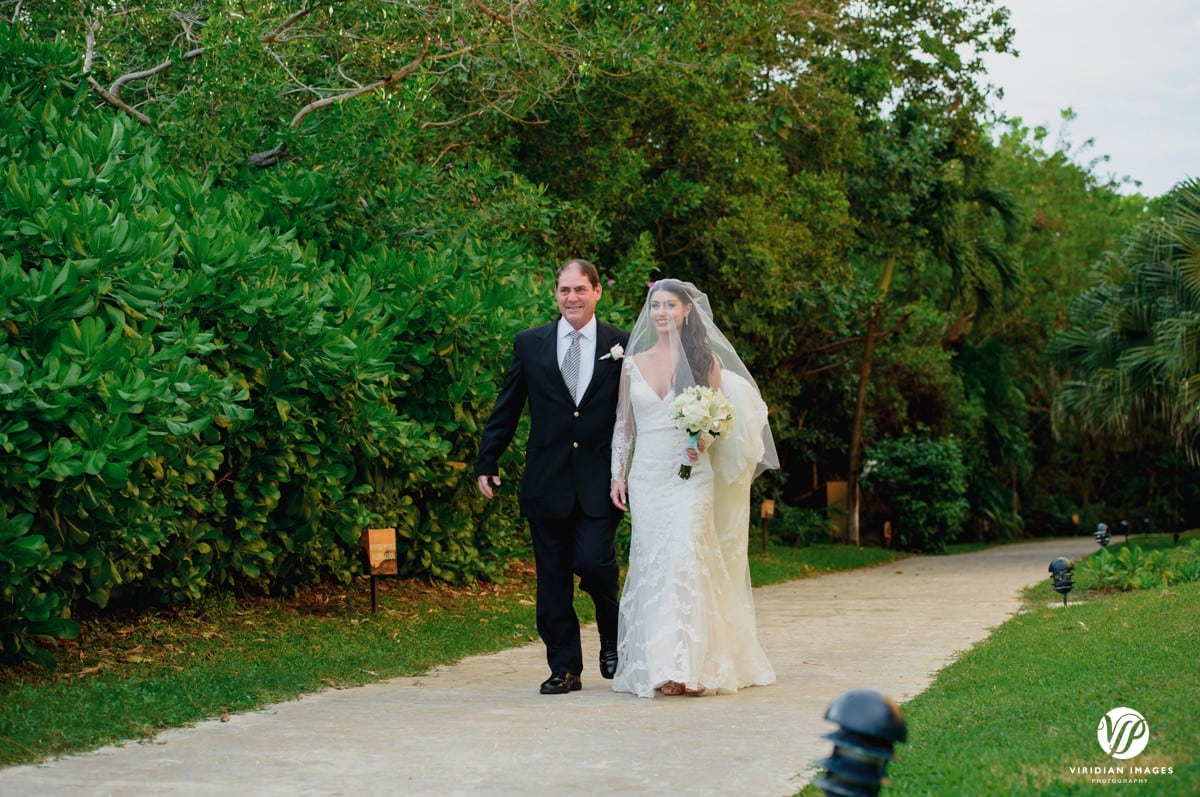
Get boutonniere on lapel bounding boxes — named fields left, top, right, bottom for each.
left=599, top=344, right=625, bottom=361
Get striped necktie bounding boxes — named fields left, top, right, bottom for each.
left=562, top=330, right=582, bottom=403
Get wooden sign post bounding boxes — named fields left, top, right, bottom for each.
left=361, top=528, right=397, bottom=613
left=760, top=500, right=776, bottom=555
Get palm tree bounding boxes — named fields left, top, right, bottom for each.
left=1049, top=178, right=1200, bottom=459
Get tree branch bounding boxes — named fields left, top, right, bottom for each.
left=83, top=22, right=151, bottom=126
left=86, top=76, right=153, bottom=126
left=470, top=0, right=572, bottom=60
left=83, top=21, right=98, bottom=74
left=471, top=0, right=530, bottom=26
left=246, top=145, right=286, bottom=168
left=260, top=6, right=316, bottom=43
left=287, top=36, right=430, bottom=129
left=83, top=15, right=204, bottom=127
left=109, top=50, right=203, bottom=98
left=248, top=37, right=432, bottom=167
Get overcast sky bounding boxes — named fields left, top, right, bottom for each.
left=982, top=0, right=1200, bottom=196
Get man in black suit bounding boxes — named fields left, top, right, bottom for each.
left=477, top=259, right=629, bottom=694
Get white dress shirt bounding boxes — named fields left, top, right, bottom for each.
left=557, top=316, right=597, bottom=404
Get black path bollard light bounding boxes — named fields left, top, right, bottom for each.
left=813, top=688, right=907, bottom=797
left=1142, top=516, right=1152, bottom=535
left=1119, top=519, right=1130, bottom=542
left=1049, top=557, right=1074, bottom=606
left=1094, top=522, right=1110, bottom=547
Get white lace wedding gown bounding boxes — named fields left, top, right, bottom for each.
left=612, top=363, right=775, bottom=698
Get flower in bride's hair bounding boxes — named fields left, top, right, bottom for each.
left=599, top=343, right=625, bottom=361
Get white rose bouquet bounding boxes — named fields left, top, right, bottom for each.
left=669, top=385, right=734, bottom=479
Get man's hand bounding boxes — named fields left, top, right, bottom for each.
left=610, top=478, right=627, bottom=511
left=478, top=474, right=501, bottom=499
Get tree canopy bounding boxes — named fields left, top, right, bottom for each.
left=3, top=1, right=1197, bottom=665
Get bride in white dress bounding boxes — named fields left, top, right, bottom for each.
left=609, top=279, right=778, bottom=698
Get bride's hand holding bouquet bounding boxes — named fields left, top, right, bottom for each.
left=669, top=385, right=734, bottom=479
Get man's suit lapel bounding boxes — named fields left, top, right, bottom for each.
left=577, top=322, right=614, bottom=406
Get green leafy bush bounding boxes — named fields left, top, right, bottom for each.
left=860, top=434, right=969, bottom=552
left=0, top=29, right=547, bottom=666
left=1076, top=546, right=1169, bottom=590
left=768, top=503, right=838, bottom=547
left=1075, top=540, right=1200, bottom=591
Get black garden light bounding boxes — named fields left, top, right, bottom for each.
left=1119, top=519, right=1131, bottom=542
left=813, top=688, right=907, bottom=797
left=1049, top=556, right=1074, bottom=606
left=1093, top=522, right=1110, bottom=547
left=1142, top=516, right=1152, bottom=535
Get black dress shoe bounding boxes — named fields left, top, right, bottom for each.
left=540, top=672, right=582, bottom=694
left=599, top=638, right=618, bottom=680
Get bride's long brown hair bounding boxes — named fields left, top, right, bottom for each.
left=649, top=279, right=714, bottom=387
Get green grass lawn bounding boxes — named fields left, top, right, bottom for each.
left=798, top=533, right=1200, bottom=797
left=0, top=542, right=899, bottom=767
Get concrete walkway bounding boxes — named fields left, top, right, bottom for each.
left=0, top=537, right=1097, bottom=797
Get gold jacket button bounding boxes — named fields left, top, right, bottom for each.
left=572, top=442, right=579, bottom=448
left=573, top=410, right=580, bottom=417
